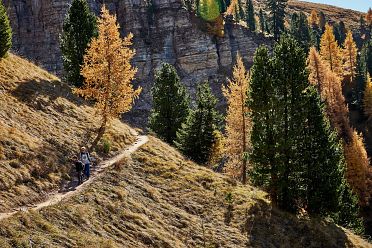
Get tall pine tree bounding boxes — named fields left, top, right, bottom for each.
left=0, top=0, right=12, bottom=58
left=250, top=38, right=363, bottom=232
left=248, top=46, right=277, bottom=203
left=258, top=9, right=265, bottom=33
left=318, top=11, right=326, bottom=32
left=289, top=12, right=311, bottom=54
left=246, top=0, right=256, bottom=31
left=300, top=87, right=352, bottom=216
left=148, top=63, right=190, bottom=144
left=175, top=82, right=221, bottom=164
left=60, top=0, right=97, bottom=87
left=266, top=0, right=287, bottom=40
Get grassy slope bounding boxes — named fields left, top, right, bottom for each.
left=0, top=54, right=136, bottom=212
left=0, top=137, right=370, bottom=247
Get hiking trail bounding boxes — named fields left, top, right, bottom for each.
left=0, top=132, right=149, bottom=221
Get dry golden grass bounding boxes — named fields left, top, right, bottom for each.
left=0, top=137, right=370, bottom=247
left=0, top=54, right=136, bottom=212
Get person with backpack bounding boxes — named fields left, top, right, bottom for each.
left=79, top=146, right=92, bottom=180
left=73, top=155, right=84, bottom=185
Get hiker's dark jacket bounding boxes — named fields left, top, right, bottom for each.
left=75, top=161, right=84, bottom=172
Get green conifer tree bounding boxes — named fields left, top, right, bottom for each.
left=289, top=12, right=311, bottom=54
left=266, top=0, right=287, bottom=40
left=271, top=35, right=309, bottom=212
left=148, top=63, right=190, bottom=144
left=318, top=11, right=326, bottom=32
left=300, top=87, right=345, bottom=213
left=248, top=46, right=277, bottom=203
left=249, top=38, right=363, bottom=232
left=237, top=0, right=245, bottom=20
left=258, top=9, right=265, bottom=33
left=0, top=1, right=12, bottom=58
left=60, top=0, right=97, bottom=87
left=175, top=82, right=221, bottom=164
left=246, top=0, right=256, bottom=31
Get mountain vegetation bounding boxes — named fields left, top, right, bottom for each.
left=60, top=0, right=97, bottom=87
left=74, top=6, right=142, bottom=150
left=148, top=63, right=190, bottom=144
left=175, top=82, right=221, bottom=164
left=2, top=0, right=372, bottom=244
left=0, top=0, right=12, bottom=59
left=222, top=54, right=251, bottom=184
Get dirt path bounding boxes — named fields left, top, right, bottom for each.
left=0, top=134, right=149, bottom=221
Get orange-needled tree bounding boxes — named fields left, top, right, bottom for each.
left=222, top=54, right=251, bottom=184
left=342, top=31, right=358, bottom=82
left=320, top=24, right=343, bottom=77
left=74, top=6, right=142, bottom=150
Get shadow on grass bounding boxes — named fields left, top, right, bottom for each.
left=243, top=199, right=356, bottom=248
left=10, top=78, right=87, bottom=109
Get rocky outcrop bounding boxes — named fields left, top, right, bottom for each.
left=3, top=0, right=271, bottom=125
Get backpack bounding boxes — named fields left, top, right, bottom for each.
left=75, top=161, right=84, bottom=171
left=80, top=152, right=91, bottom=164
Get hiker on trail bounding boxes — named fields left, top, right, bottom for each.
left=79, top=147, right=92, bottom=180
left=73, top=155, right=84, bottom=185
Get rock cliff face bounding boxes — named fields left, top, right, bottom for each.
left=3, top=0, right=270, bottom=125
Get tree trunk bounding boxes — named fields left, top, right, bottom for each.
left=240, top=76, right=247, bottom=185
left=90, top=117, right=107, bottom=151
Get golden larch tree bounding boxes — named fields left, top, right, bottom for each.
left=363, top=74, right=372, bottom=121
left=208, top=130, right=225, bottom=168
left=222, top=54, right=251, bottom=184
left=344, top=131, right=371, bottom=206
left=308, top=10, right=318, bottom=27
left=320, top=24, right=343, bottom=77
left=342, top=31, right=357, bottom=82
left=74, top=6, right=142, bottom=149
left=308, top=46, right=372, bottom=206
left=308, top=47, right=327, bottom=94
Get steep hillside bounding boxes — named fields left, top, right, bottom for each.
left=0, top=136, right=370, bottom=247
left=0, top=54, right=136, bottom=212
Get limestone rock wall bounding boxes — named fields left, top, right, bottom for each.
left=3, top=0, right=271, bottom=125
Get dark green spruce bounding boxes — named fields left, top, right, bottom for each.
left=266, top=0, right=287, bottom=40
left=246, top=0, right=256, bottom=31
left=0, top=1, right=12, bottom=58
left=175, top=82, right=221, bottom=164
left=148, top=63, right=190, bottom=144
left=289, top=12, right=312, bottom=54
left=248, top=36, right=363, bottom=233
left=60, top=0, right=97, bottom=87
